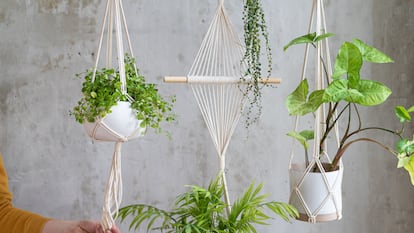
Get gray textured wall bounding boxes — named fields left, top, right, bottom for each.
left=1, top=0, right=414, bottom=232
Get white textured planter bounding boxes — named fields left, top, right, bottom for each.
left=289, top=163, right=343, bottom=223
left=84, top=101, right=146, bottom=142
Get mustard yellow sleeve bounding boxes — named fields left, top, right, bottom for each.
left=0, top=153, right=51, bottom=233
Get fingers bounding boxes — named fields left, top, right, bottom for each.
left=96, top=223, right=121, bottom=233
left=110, top=225, right=121, bottom=233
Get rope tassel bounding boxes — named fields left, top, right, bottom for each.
left=101, top=142, right=123, bottom=230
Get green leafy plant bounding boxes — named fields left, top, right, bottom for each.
left=71, top=54, right=175, bottom=133
left=241, top=0, right=272, bottom=127
left=117, top=175, right=298, bottom=232
left=284, top=33, right=414, bottom=185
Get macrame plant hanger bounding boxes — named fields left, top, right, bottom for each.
left=288, top=0, right=343, bottom=223
left=165, top=0, right=280, bottom=215
left=90, top=0, right=143, bottom=230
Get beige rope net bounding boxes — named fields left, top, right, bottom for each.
left=288, top=0, right=343, bottom=223
left=165, top=0, right=280, bottom=214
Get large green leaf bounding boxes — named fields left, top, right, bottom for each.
left=332, top=42, right=363, bottom=87
left=395, top=106, right=412, bottom=123
left=352, top=39, right=394, bottom=63
left=286, top=79, right=324, bottom=116
left=345, top=80, right=392, bottom=106
left=323, top=79, right=359, bottom=102
left=324, top=79, right=391, bottom=106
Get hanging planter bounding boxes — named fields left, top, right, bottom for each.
left=70, top=0, right=175, bottom=230
left=289, top=163, right=343, bottom=222
left=83, top=101, right=146, bottom=142
left=71, top=54, right=175, bottom=142
left=282, top=0, right=409, bottom=223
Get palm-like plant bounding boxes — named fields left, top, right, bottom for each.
left=117, top=176, right=298, bottom=232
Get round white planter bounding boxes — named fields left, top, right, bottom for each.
left=289, top=163, right=343, bottom=223
left=83, top=101, right=146, bottom=142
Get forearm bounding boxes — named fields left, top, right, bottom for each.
left=0, top=203, right=50, bottom=233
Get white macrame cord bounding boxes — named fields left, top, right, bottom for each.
left=90, top=0, right=141, bottom=230
left=288, top=0, right=343, bottom=223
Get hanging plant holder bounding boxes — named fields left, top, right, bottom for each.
left=84, top=101, right=146, bottom=142
left=287, top=0, right=343, bottom=223
left=74, top=0, right=148, bottom=230
left=164, top=0, right=280, bottom=214
left=84, top=0, right=146, bottom=142
left=289, top=162, right=343, bottom=222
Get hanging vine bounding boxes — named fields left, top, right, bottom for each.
left=242, top=0, right=272, bottom=127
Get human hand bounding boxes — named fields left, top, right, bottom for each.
left=42, top=220, right=121, bottom=233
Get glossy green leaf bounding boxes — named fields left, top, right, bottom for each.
left=396, top=139, right=414, bottom=155
left=283, top=32, right=316, bottom=51
left=352, top=39, right=394, bottom=63
left=408, top=105, right=414, bottom=112
left=287, top=130, right=314, bottom=149
left=286, top=79, right=324, bottom=116
left=283, top=32, right=334, bottom=51
left=395, top=106, right=411, bottom=123
left=345, top=80, right=392, bottom=106
left=403, top=156, right=414, bottom=185
left=323, top=79, right=356, bottom=102
left=332, top=42, right=363, bottom=87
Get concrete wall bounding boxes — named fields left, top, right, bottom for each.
left=1, top=0, right=413, bottom=232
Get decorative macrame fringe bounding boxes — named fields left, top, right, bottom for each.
left=101, top=142, right=123, bottom=230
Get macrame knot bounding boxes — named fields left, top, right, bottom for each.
left=308, top=215, right=317, bottom=224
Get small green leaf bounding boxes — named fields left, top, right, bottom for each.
left=395, top=106, right=411, bottom=123
left=286, top=79, right=324, bottom=116
left=283, top=32, right=316, bottom=51
left=90, top=91, right=97, bottom=98
left=314, top=33, right=335, bottom=42
left=352, top=39, right=394, bottom=63
left=396, top=139, right=414, bottom=155
left=402, top=156, right=414, bottom=185
left=283, top=32, right=334, bottom=51
left=407, top=105, right=414, bottom=112
left=288, top=131, right=308, bottom=149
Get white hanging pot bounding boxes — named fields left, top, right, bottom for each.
left=289, top=163, right=343, bottom=223
left=84, top=101, right=146, bottom=142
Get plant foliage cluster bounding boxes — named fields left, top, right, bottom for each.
left=117, top=176, right=298, bottom=232
left=242, top=0, right=272, bottom=127
left=284, top=33, right=414, bottom=184
left=71, top=54, right=175, bottom=133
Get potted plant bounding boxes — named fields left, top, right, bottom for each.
left=241, top=0, right=272, bottom=127
left=116, top=175, right=298, bottom=232
left=283, top=33, right=414, bottom=222
left=71, top=54, right=176, bottom=141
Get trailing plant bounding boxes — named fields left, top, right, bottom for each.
left=71, top=54, right=175, bottom=133
left=241, top=0, right=272, bottom=127
left=284, top=33, right=414, bottom=185
left=116, top=175, right=298, bottom=232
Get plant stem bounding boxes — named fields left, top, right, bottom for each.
left=331, top=137, right=398, bottom=170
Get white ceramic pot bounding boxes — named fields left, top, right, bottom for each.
left=84, top=101, right=146, bottom=142
left=289, top=163, right=343, bottom=223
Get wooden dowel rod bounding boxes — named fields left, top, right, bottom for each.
left=163, top=76, right=282, bottom=84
